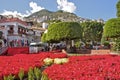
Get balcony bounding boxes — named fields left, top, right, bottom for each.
left=18, top=30, right=27, bottom=36
left=8, top=30, right=14, bottom=35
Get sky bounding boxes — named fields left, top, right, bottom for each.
left=0, top=0, right=118, bottom=21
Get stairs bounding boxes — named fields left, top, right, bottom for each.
left=0, top=46, right=8, bottom=55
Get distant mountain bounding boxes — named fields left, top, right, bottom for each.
left=25, top=9, right=82, bottom=22
left=27, top=9, right=53, bottom=18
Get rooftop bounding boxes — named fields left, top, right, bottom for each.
left=0, top=18, right=28, bottom=26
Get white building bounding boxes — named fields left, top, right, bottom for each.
left=30, top=27, right=46, bottom=42
left=0, top=18, right=34, bottom=47
left=42, top=22, right=48, bottom=29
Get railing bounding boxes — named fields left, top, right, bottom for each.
left=0, top=46, right=8, bottom=55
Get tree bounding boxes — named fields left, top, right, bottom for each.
left=103, top=18, right=120, bottom=38
left=103, top=18, right=120, bottom=51
left=102, top=1, right=120, bottom=52
left=116, top=0, right=120, bottom=17
left=41, top=33, right=47, bottom=42
left=41, top=22, right=82, bottom=43
left=80, top=21, right=104, bottom=44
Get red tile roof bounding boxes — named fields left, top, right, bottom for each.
left=0, top=18, right=28, bottom=26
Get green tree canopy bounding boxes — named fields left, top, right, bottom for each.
left=41, top=22, right=82, bottom=43
left=80, top=21, right=104, bottom=43
left=41, top=33, right=47, bottom=42
left=117, top=0, right=120, bottom=17
left=103, top=18, right=120, bottom=38
left=102, top=1, right=120, bottom=52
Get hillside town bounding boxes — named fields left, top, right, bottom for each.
left=0, top=13, right=105, bottom=48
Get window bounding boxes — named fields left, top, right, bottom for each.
left=9, top=25, right=14, bottom=30
left=0, top=25, right=5, bottom=30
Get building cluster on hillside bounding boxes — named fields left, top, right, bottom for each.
left=0, top=15, right=48, bottom=47
left=26, top=15, right=105, bottom=23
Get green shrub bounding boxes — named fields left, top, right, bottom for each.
left=4, top=74, right=15, bottom=80
left=41, top=73, right=49, bottom=80
left=34, top=67, right=42, bottom=80
left=28, top=67, right=35, bottom=80
left=75, top=41, right=81, bottom=48
left=18, top=68, right=24, bottom=80
left=111, top=39, right=120, bottom=52
left=103, top=41, right=110, bottom=47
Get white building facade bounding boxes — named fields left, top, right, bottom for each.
left=0, top=18, right=47, bottom=47
left=0, top=18, right=34, bottom=47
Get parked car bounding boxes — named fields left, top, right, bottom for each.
left=29, top=42, right=47, bottom=53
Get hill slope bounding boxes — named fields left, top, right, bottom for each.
left=25, top=9, right=81, bottom=22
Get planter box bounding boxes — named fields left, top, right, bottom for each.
left=91, top=49, right=110, bottom=55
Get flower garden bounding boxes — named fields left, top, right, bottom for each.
left=44, top=55, right=120, bottom=80
left=1, top=48, right=120, bottom=80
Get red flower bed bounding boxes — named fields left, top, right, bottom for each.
left=0, top=52, right=67, bottom=79
left=7, top=47, right=29, bottom=55
left=44, top=55, right=120, bottom=80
